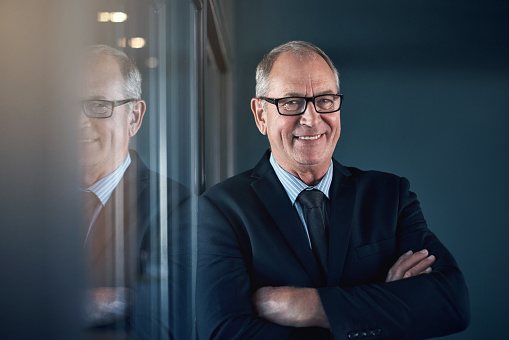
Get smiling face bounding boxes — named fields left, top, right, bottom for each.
left=251, top=52, right=341, bottom=184
left=79, top=55, right=145, bottom=186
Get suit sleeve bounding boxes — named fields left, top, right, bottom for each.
left=318, top=177, right=470, bottom=339
left=197, top=195, right=330, bottom=340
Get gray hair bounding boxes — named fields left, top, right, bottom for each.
left=84, top=44, right=142, bottom=99
left=255, top=41, right=340, bottom=98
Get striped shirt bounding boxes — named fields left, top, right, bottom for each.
left=81, top=153, right=131, bottom=244
left=269, top=153, right=333, bottom=248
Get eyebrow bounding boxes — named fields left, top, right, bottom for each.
left=282, top=91, right=337, bottom=98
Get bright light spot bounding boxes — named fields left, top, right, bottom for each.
left=129, top=37, right=146, bottom=49
left=97, top=12, right=110, bottom=22
left=117, top=38, right=127, bottom=48
left=110, top=12, right=128, bottom=23
left=145, top=57, right=159, bottom=68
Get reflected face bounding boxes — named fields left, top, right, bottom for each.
left=79, top=55, right=132, bottom=180
left=255, top=52, right=341, bottom=175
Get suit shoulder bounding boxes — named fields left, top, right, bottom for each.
left=134, top=166, right=191, bottom=210
left=342, top=165, right=407, bottom=188
left=202, top=169, right=254, bottom=200
left=346, top=166, right=401, bottom=179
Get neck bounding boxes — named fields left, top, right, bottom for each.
left=79, top=161, right=121, bottom=188
left=80, top=167, right=110, bottom=188
left=291, top=167, right=327, bottom=186
left=276, top=159, right=330, bottom=186
left=80, top=151, right=129, bottom=187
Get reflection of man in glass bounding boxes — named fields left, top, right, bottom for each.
left=79, top=45, right=190, bottom=339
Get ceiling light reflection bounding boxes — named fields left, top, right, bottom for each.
left=129, top=37, right=146, bottom=49
left=97, top=12, right=110, bottom=22
left=110, top=12, right=128, bottom=23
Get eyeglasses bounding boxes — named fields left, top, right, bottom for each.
left=81, top=99, right=137, bottom=118
left=260, top=94, right=343, bottom=116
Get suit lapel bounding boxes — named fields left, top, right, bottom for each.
left=117, top=152, right=149, bottom=282
left=87, top=151, right=149, bottom=286
left=327, top=160, right=357, bottom=286
left=123, top=151, right=150, bottom=210
left=250, top=152, right=323, bottom=287
left=87, top=196, right=115, bottom=286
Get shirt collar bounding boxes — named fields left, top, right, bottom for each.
left=81, top=152, right=131, bottom=206
left=269, top=152, right=333, bottom=206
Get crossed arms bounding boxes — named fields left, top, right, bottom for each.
left=196, top=175, right=470, bottom=339
left=252, top=249, right=436, bottom=329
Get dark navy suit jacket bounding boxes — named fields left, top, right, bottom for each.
left=86, top=150, right=192, bottom=340
left=197, top=151, right=469, bottom=339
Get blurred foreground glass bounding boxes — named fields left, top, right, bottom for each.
left=0, top=0, right=92, bottom=339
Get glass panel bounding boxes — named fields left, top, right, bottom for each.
left=80, top=0, right=199, bottom=338
left=205, top=44, right=233, bottom=188
left=166, top=0, right=200, bottom=338
left=204, top=0, right=234, bottom=189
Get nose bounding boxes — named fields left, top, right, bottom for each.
left=299, top=100, right=321, bottom=127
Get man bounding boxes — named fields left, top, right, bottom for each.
left=79, top=45, right=191, bottom=339
left=197, top=41, right=469, bottom=339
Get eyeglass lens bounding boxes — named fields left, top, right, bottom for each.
left=278, top=95, right=340, bottom=115
left=83, top=100, right=113, bottom=118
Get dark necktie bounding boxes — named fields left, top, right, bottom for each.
left=82, top=190, right=100, bottom=234
left=298, top=189, right=328, bottom=280
left=81, top=190, right=108, bottom=285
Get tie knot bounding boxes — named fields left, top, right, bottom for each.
left=82, top=190, right=99, bottom=204
left=298, top=189, right=324, bottom=209
left=81, top=190, right=101, bottom=217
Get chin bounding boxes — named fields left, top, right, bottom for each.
left=79, top=155, right=100, bottom=168
left=294, top=152, right=326, bottom=166
left=79, top=161, right=96, bottom=169
left=294, top=158, right=324, bottom=167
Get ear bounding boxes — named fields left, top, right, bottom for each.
left=128, top=100, right=146, bottom=137
left=251, top=98, right=268, bottom=135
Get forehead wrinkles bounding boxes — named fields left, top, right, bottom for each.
left=267, top=56, right=336, bottom=97
left=305, top=74, right=334, bottom=96
left=273, top=73, right=335, bottom=97
left=85, top=72, right=126, bottom=99
left=85, top=56, right=127, bottom=95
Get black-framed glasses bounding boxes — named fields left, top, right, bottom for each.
left=260, top=94, right=343, bottom=116
left=81, top=99, right=137, bottom=118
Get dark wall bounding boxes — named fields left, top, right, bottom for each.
left=232, top=1, right=508, bottom=339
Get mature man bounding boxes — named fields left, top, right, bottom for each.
left=197, top=41, right=469, bottom=339
left=79, top=45, right=191, bottom=339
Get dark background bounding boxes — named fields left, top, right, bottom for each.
left=231, top=1, right=508, bottom=338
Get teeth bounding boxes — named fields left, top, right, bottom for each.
left=298, top=134, right=321, bottom=140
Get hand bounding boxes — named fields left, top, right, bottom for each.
left=85, top=287, right=132, bottom=326
left=252, top=286, right=329, bottom=328
left=386, top=249, right=436, bottom=282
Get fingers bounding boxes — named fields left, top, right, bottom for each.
left=402, top=253, right=435, bottom=278
left=386, top=249, right=436, bottom=282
